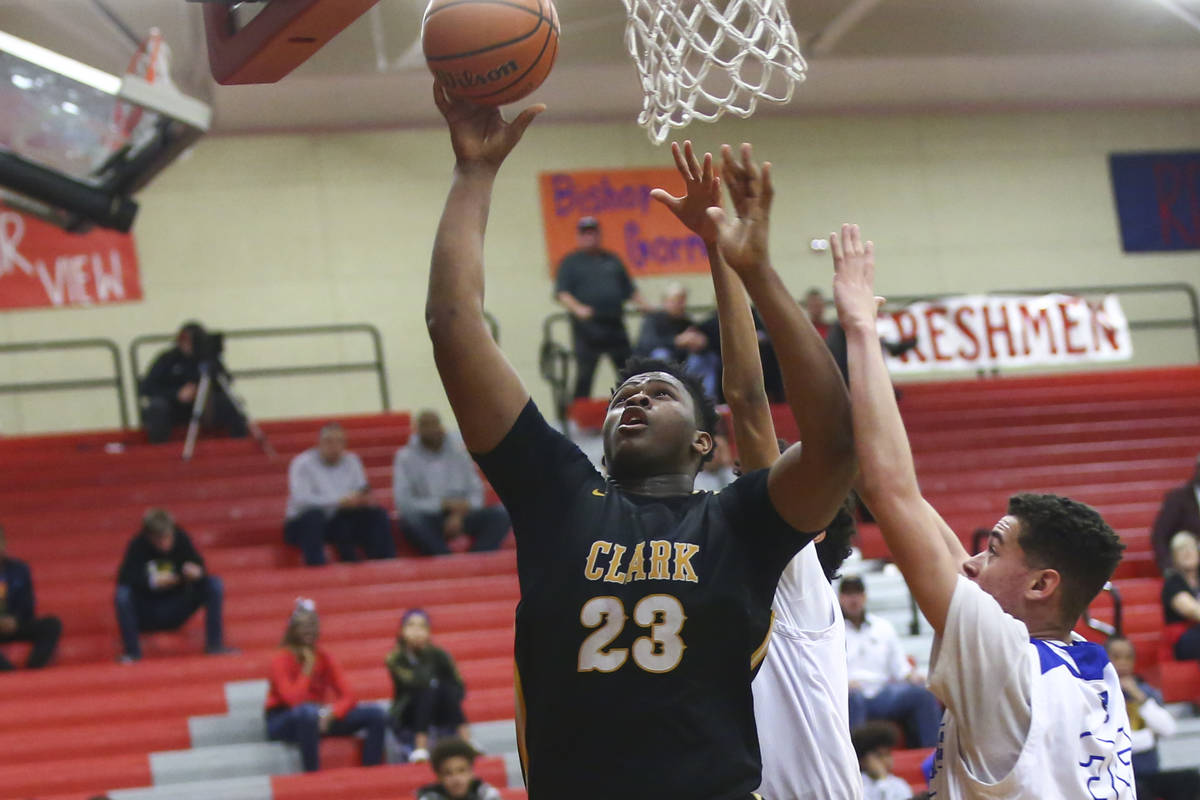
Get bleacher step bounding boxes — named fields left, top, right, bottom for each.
left=111, top=775, right=273, bottom=800
left=150, top=742, right=300, bottom=786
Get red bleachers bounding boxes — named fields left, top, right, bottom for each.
left=1, top=366, right=1198, bottom=798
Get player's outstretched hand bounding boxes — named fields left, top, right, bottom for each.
left=650, top=141, right=722, bottom=246
left=433, top=82, right=544, bottom=172
left=708, top=142, right=773, bottom=275
left=831, top=223, right=883, bottom=330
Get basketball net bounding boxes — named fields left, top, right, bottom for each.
left=622, top=0, right=807, bottom=144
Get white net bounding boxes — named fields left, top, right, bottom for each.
left=623, top=0, right=807, bottom=144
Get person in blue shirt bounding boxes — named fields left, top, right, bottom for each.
left=0, top=524, right=62, bottom=670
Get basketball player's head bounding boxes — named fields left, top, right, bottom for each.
left=963, top=493, right=1123, bottom=631
left=604, top=356, right=718, bottom=482
left=429, top=738, right=483, bottom=799
left=816, top=503, right=857, bottom=583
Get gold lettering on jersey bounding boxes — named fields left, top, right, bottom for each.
left=603, top=544, right=628, bottom=584
left=672, top=543, right=700, bottom=583
left=626, top=542, right=647, bottom=582
left=582, top=539, right=701, bottom=584
left=584, top=541, right=611, bottom=581
left=647, top=540, right=672, bottom=580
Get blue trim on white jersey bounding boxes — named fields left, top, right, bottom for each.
left=1031, top=638, right=1111, bottom=682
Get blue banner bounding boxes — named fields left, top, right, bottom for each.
left=1108, top=151, right=1200, bottom=252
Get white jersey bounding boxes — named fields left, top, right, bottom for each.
left=928, top=577, right=1134, bottom=800
left=753, top=544, right=862, bottom=800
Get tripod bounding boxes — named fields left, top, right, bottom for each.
left=182, top=362, right=275, bottom=461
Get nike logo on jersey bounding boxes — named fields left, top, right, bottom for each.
left=592, top=489, right=606, bottom=497
left=583, top=539, right=700, bottom=584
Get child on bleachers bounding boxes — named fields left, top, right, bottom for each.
left=386, top=609, right=471, bottom=762
left=416, top=738, right=502, bottom=800
left=851, top=721, right=916, bottom=800
left=1105, top=636, right=1200, bottom=800
left=265, top=599, right=389, bottom=772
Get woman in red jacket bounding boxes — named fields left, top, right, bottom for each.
left=265, top=599, right=388, bottom=771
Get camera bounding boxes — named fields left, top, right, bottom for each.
left=193, top=329, right=225, bottom=363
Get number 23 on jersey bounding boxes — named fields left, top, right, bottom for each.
left=578, top=594, right=687, bottom=674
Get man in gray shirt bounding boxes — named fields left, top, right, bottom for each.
left=393, top=411, right=510, bottom=555
left=284, top=423, right=396, bottom=565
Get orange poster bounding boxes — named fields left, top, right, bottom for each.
left=538, top=168, right=712, bottom=276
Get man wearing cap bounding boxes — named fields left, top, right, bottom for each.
left=1150, top=452, right=1200, bottom=573
left=839, top=575, right=941, bottom=748
left=554, top=216, right=653, bottom=399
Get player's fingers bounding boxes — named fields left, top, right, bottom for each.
left=760, top=162, right=774, bottom=209
left=741, top=143, right=759, bottom=182
left=670, top=142, right=690, bottom=181
left=649, top=188, right=682, bottom=211
left=432, top=82, right=451, bottom=114
left=875, top=296, right=887, bottom=312
left=841, top=223, right=855, bottom=257
left=683, top=141, right=703, bottom=181
left=829, top=231, right=843, bottom=266
left=509, top=104, right=546, bottom=139
left=701, top=151, right=714, bottom=184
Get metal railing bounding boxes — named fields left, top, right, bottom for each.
left=130, top=323, right=391, bottom=412
left=0, top=338, right=129, bottom=428
left=539, top=283, right=1200, bottom=425
left=1082, top=582, right=1123, bottom=639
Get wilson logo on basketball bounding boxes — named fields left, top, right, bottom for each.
left=434, top=60, right=521, bottom=90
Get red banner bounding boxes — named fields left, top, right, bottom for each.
left=0, top=207, right=141, bottom=310
left=539, top=168, right=712, bottom=276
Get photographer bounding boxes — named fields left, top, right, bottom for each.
left=139, top=321, right=248, bottom=444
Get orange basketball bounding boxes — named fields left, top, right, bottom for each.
left=422, top=0, right=560, bottom=107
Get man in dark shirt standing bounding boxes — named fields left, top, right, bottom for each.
left=0, top=524, right=62, bottom=670
left=115, top=508, right=229, bottom=662
left=554, top=216, right=652, bottom=399
left=139, top=321, right=248, bottom=444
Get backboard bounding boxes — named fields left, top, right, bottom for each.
left=0, top=28, right=211, bottom=232
left=199, top=0, right=382, bottom=85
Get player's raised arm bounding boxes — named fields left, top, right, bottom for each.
left=426, top=84, right=544, bottom=453
left=650, top=141, right=779, bottom=471
left=708, top=144, right=854, bottom=531
left=832, top=224, right=964, bottom=634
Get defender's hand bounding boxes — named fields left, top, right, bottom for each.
left=433, top=83, right=544, bottom=173
left=650, top=141, right=723, bottom=246
left=831, top=223, right=883, bottom=331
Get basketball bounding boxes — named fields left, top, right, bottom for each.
left=422, top=0, right=560, bottom=107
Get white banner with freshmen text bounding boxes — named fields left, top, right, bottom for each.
left=877, top=293, right=1133, bottom=373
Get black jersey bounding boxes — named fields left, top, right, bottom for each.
left=474, top=401, right=815, bottom=800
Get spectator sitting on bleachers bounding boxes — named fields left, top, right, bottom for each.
left=284, top=422, right=396, bottom=566
left=393, top=411, right=509, bottom=556
left=1151, top=453, right=1200, bottom=573
left=0, top=524, right=62, bottom=670
left=634, top=282, right=694, bottom=361
left=138, top=321, right=247, bottom=444
left=386, top=609, right=471, bottom=763
left=265, top=599, right=389, bottom=772
left=693, top=432, right=736, bottom=493
left=1105, top=635, right=1200, bottom=800
left=416, top=738, right=502, bottom=800
left=115, top=508, right=228, bottom=662
left=1162, top=530, right=1200, bottom=663
left=841, top=575, right=941, bottom=748
left=851, top=721, right=916, bottom=800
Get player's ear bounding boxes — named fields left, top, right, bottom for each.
left=1027, top=568, right=1061, bottom=601
left=693, top=430, right=713, bottom=458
